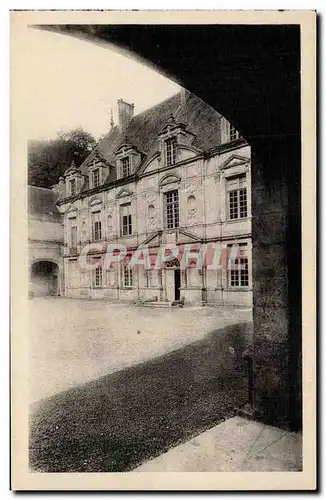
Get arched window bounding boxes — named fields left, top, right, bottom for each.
left=165, top=258, right=180, bottom=269
left=107, top=215, right=113, bottom=230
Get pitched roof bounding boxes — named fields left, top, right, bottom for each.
left=79, top=91, right=222, bottom=186
left=28, top=186, right=61, bottom=221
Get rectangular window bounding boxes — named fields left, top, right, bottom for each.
left=121, top=203, right=132, bottom=236
left=227, top=175, right=248, bottom=220
left=122, top=265, right=133, bottom=288
left=229, top=122, right=239, bottom=142
left=92, top=211, right=102, bottom=241
left=228, top=244, right=249, bottom=288
left=70, top=218, right=77, bottom=251
left=68, top=259, right=78, bottom=288
left=165, top=190, right=179, bottom=229
left=93, top=168, right=100, bottom=188
left=121, top=157, right=131, bottom=178
left=107, top=267, right=116, bottom=287
left=70, top=179, right=76, bottom=196
left=146, top=269, right=157, bottom=288
left=92, top=261, right=102, bottom=288
left=165, top=137, right=177, bottom=166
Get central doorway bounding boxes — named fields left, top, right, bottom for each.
left=174, top=269, right=181, bottom=301
left=165, top=258, right=181, bottom=302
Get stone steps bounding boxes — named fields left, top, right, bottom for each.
left=138, top=301, right=171, bottom=308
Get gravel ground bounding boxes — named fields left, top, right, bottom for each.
left=29, top=322, right=253, bottom=472
left=29, top=298, right=252, bottom=403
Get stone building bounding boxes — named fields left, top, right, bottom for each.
left=53, top=90, right=252, bottom=306
left=28, top=186, right=63, bottom=296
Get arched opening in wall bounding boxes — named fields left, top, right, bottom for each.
left=30, top=261, right=59, bottom=297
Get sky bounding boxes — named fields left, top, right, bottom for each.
left=24, top=27, right=181, bottom=141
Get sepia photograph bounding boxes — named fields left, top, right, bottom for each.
left=10, top=10, right=316, bottom=491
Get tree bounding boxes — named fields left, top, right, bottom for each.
left=28, top=127, right=97, bottom=188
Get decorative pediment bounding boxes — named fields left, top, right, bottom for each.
left=89, top=196, right=102, bottom=207
left=220, top=154, right=250, bottom=171
left=158, top=116, right=186, bottom=137
left=177, top=229, right=202, bottom=244
left=141, top=230, right=161, bottom=247
left=159, top=174, right=181, bottom=187
left=66, top=203, right=78, bottom=216
left=117, top=187, right=133, bottom=199
left=64, top=160, right=79, bottom=177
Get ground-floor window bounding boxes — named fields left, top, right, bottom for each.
left=68, top=259, right=79, bottom=288
left=228, top=243, right=249, bottom=287
left=107, top=267, right=116, bottom=287
left=186, top=260, right=199, bottom=287
left=92, top=261, right=103, bottom=288
left=122, top=265, right=133, bottom=288
left=146, top=269, right=157, bottom=288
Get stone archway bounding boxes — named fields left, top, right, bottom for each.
left=30, top=260, right=59, bottom=297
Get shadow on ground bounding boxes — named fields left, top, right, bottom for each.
left=29, top=321, right=253, bottom=472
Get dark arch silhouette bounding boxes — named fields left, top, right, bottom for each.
left=36, top=24, right=302, bottom=429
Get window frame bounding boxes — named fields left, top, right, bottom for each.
left=121, top=156, right=131, bottom=178
left=70, top=222, right=77, bottom=251
left=120, top=203, right=133, bottom=236
left=92, top=211, right=102, bottom=241
left=164, top=189, right=179, bottom=229
left=93, top=168, right=100, bottom=188
left=229, top=122, right=239, bottom=142
left=122, top=264, right=133, bottom=288
left=165, top=136, right=177, bottom=166
left=226, top=174, right=248, bottom=221
left=227, top=244, right=249, bottom=289
left=70, top=178, right=76, bottom=196
left=92, top=263, right=103, bottom=288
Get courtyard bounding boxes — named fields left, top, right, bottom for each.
left=29, top=298, right=253, bottom=472
left=29, top=297, right=252, bottom=404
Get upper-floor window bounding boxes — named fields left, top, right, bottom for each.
left=229, top=122, right=239, bottom=142
left=165, top=190, right=179, bottom=229
left=69, top=217, right=77, bottom=251
left=121, top=157, right=131, bottom=178
left=228, top=243, right=249, bottom=287
left=93, top=168, right=100, bottom=188
left=70, top=179, right=76, bottom=196
left=92, top=211, right=102, bottom=241
left=227, top=174, right=248, bottom=220
left=165, top=137, right=177, bottom=166
left=121, top=203, right=132, bottom=236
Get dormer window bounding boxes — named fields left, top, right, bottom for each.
left=165, top=137, right=177, bottom=166
left=115, top=143, right=141, bottom=180
left=70, top=179, right=76, bottom=196
left=93, top=168, right=100, bottom=188
left=121, top=156, right=131, bottom=178
left=229, top=122, right=239, bottom=142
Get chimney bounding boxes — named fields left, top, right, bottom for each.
left=118, top=99, right=134, bottom=131
left=180, top=88, right=189, bottom=105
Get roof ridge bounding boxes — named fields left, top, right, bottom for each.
left=131, top=91, right=182, bottom=120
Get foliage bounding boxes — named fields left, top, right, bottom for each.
left=28, top=128, right=96, bottom=188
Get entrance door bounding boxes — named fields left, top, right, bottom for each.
left=174, top=269, right=181, bottom=301
left=165, top=258, right=180, bottom=302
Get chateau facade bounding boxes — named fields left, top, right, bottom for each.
left=53, top=91, right=252, bottom=307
